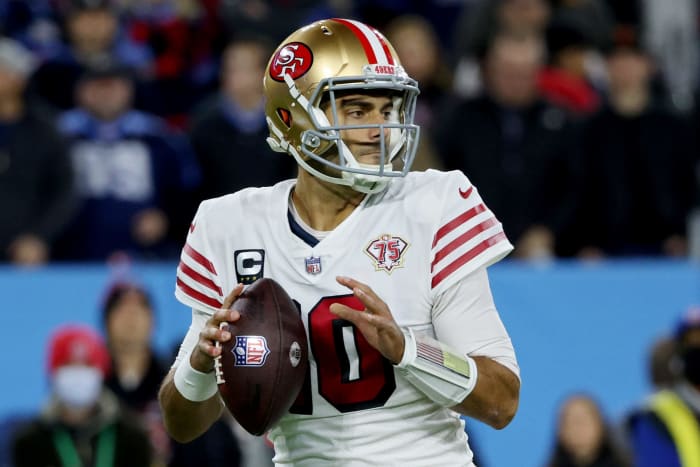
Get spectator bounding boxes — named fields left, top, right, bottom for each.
left=624, top=306, right=700, bottom=467
left=648, top=335, right=678, bottom=390
left=454, top=0, right=551, bottom=58
left=0, top=37, right=76, bottom=265
left=547, top=393, right=630, bottom=467
left=0, top=1, right=63, bottom=57
left=435, top=33, right=583, bottom=258
left=538, top=15, right=603, bottom=116
left=218, top=0, right=326, bottom=45
left=189, top=35, right=295, bottom=201
left=602, top=0, right=697, bottom=113
left=549, top=0, right=614, bottom=51
left=452, top=0, right=551, bottom=97
left=574, top=27, right=696, bottom=257
left=11, top=324, right=152, bottom=466
left=102, top=278, right=245, bottom=467
left=384, top=15, right=448, bottom=171
left=54, top=60, right=201, bottom=262
left=119, top=0, right=223, bottom=127
left=30, top=0, right=152, bottom=111
left=102, top=281, right=171, bottom=464
left=640, top=0, right=698, bottom=113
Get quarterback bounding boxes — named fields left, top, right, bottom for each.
left=159, top=18, right=520, bottom=466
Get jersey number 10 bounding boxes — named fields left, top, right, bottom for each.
left=290, top=295, right=396, bottom=414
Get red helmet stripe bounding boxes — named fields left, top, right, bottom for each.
left=376, top=36, right=395, bottom=65
left=371, top=29, right=395, bottom=66
left=332, top=18, right=394, bottom=65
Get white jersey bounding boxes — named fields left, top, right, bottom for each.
left=175, top=169, right=516, bottom=466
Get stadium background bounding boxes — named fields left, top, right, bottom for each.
left=1, top=260, right=698, bottom=466
left=2, top=0, right=700, bottom=465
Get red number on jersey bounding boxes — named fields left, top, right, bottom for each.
left=289, top=295, right=396, bottom=414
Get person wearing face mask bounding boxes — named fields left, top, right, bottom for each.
left=624, top=306, right=700, bottom=467
left=11, top=324, right=152, bottom=467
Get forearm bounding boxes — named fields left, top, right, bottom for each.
left=158, top=369, right=223, bottom=443
left=452, top=356, right=520, bottom=429
left=394, top=328, right=519, bottom=429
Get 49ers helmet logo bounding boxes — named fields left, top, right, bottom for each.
left=270, top=42, right=313, bottom=82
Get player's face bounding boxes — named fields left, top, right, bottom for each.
left=323, top=93, right=394, bottom=166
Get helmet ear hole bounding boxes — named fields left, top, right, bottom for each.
left=276, top=108, right=292, bottom=128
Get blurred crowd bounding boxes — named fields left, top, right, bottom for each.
left=1, top=0, right=699, bottom=266
left=544, top=306, right=700, bottom=467
left=7, top=277, right=700, bottom=467
left=10, top=280, right=275, bottom=467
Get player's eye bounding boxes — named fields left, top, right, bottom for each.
left=347, top=109, right=365, bottom=119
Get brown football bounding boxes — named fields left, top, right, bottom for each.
left=214, top=278, right=308, bottom=435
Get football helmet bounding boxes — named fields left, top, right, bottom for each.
left=263, top=18, right=420, bottom=194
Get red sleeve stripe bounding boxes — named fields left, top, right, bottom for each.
left=184, top=243, right=217, bottom=275
left=432, top=204, right=487, bottom=248
left=177, top=278, right=222, bottom=309
left=431, top=217, right=499, bottom=271
left=178, top=261, right=223, bottom=296
left=431, top=232, right=507, bottom=289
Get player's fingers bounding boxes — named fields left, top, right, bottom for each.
left=211, top=307, right=241, bottom=326
left=337, top=277, right=392, bottom=318
left=330, top=303, right=387, bottom=329
left=351, top=286, right=388, bottom=314
left=336, top=276, right=386, bottom=307
left=222, top=283, right=245, bottom=309
left=336, top=275, right=370, bottom=293
left=330, top=303, right=364, bottom=321
left=194, top=323, right=231, bottom=362
left=202, top=322, right=233, bottom=343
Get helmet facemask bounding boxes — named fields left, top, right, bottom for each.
left=267, top=68, right=420, bottom=194
left=264, top=18, right=422, bottom=194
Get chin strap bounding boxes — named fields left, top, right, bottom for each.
left=395, top=327, right=478, bottom=407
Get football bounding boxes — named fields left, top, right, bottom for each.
left=214, top=278, right=308, bottom=435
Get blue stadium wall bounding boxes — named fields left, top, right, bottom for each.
left=1, top=260, right=698, bottom=466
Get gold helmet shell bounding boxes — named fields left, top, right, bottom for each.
left=263, top=18, right=420, bottom=193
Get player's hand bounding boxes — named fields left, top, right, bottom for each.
left=329, top=276, right=405, bottom=364
left=190, top=284, right=244, bottom=373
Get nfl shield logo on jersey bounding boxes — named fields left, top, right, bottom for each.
left=365, top=234, right=409, bottom=274
left=305, top=256, right=322, bottom=275
left=232, top=336, right=270, bottom=367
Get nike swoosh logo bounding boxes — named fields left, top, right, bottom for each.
left=189, top=222, right=196, bottom=233
left=459, top=186, right=473, bottom=199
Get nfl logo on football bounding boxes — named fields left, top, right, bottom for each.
left=305, top=256, right=322, bottom=275
left=232, top=336, right=270, bottom=367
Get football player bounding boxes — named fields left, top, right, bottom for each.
left=159, top=18, right=520, bottom=466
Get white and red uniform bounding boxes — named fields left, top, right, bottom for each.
left=174, top=169, right=519, bottom=466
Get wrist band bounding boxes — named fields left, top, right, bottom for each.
left=396, top=327, right=478, bottom=407
left=173, top=356, right=218, bottom=402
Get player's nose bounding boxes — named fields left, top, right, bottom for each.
left=367, top=113, right=390, bottom=140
